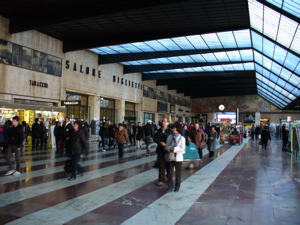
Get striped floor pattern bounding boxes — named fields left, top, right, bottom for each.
left=0, top=138, right=299, bottom=225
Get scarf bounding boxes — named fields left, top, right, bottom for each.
left=172, top=133, right=181, bottom=147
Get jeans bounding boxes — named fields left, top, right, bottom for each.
left=6, top=145, right=21, bottom=172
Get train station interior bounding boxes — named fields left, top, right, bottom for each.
left=0, top=0, right=299, bottom=224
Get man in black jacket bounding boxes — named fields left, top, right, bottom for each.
left=63, top=117, right=73, bottom=156
left=153, top=117, right=172, bottom=186
left=31, top=118, right=41, bottom=150
left=5, top=116, right=24, bottom=175
left=144, top=120, right=153, bottom=156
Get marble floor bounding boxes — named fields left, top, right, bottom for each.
left=0, top=138, right=299, bottom=225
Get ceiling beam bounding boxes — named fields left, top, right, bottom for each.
left=165, top=78, right=256, bottom=87
left=99, top=48, right=250, bottom=65
left=146, top=71, right=255, bottom=81
left=124, top=61, right=253, bottom=74
left=8, top=0, right=195, bottom=33
left=170, top=83, right=256, bottom=91
left=63, top=25, right=250, bottom=52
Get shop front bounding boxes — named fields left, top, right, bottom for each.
left=65, top=92, right=89, bottom=121
left=0, top=99, right=65, bottom=127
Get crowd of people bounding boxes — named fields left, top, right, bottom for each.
left=1, top=116, right=291, bottom=192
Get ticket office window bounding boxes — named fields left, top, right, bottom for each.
left=100, top=98, right=116, bottom=123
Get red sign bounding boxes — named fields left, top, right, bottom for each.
left=220, top=118, right=232, bottom=122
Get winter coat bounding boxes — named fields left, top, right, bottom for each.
left=40, top=125, right=47, bottom=140
left=31, top=122, right=41, bottom=138
left=191, top=128, right=206, bottom=149
left=144, top=123, right=153, bottom=137
left=261, top=129, right=271, bottom=143
left=165, top=134, right=186, bottom=162
left=69, top=129, right=88, bottom=154
left=153, top=127, right=172, bottom=153
left=7, top=125, right=24, bottom=148
left=207, top=130, right=217, bottom=151
left=136, top=126, right=144, bottom=140
left=99, top=126, right=109, bottom=138
left=116, top=128, right=129, bottom=144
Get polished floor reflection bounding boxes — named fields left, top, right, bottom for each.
left=0, top=138, right=299, bottom=225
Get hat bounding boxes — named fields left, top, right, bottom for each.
left=148, top=120, right=152, bottom=123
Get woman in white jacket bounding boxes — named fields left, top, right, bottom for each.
left=165, top=122, right=186, bottom=193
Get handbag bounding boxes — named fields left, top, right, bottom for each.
left=145, top=136, right=153, bottom=143
left=164, top=152, right=176, bottom=162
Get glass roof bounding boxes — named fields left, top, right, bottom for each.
left=266, top=0, right=300, bottom=18
left=90, top=0, right=300, bottom=109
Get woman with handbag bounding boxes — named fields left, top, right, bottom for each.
left=165, top=122, right=185, bottom=193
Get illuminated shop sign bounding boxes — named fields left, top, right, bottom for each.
left=61, top=100, right=81, bottom=106
left=170, top=104, right=175, bottom=114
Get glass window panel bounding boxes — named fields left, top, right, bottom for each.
left=147, top=58, right=162, bottom=64
left=273, top=45, right=288, bottom=65
left=269, top=73, right=279, bottom=83
left=240, top=49, right=253, bottom=61
left=244, top=62, right=255, bottom=70
left=214, top=52, right=229, bottom=62
left=284, top=83, right=296, bottom=93
left=202, top=66, right=214, bottom=72
left=132, top=42, right=155, bottom=52
left=157, top=58, right=172, bottom=64
left=202, top=53, right=218, bottom=62
left=190, top=54, right=206, bottom=62
left=167, top=56, right=184, bottom=63
left=279, top=68, right=292, bottom=81
left=288, top=74, right=300, bottom=87
left=295, top=62, right=300, bottom=74
left=249, top=1, right=263, bottom=32
left=251, top=31, right=263, bottom=51
left=263, top=56, right=273, bottom=70
left=217, top=31, right=237, bottom=48
left=254, top=51, right=263, bottom=64
left=186, top=35, right=209, bottom=49
left=256, top=73, right=263, bottom=80
left=226, top=51, right=241, bottom=61
left=262, top=38, right=275, bottom=58
left=120, top=44, right=142, bottom=53
left=172, top=37, right=194, bottom=50
left=234, top=29, right=252, bottom=48
left=158, top=39, right=181, bottom=51
left=183, top=68, right=195, bottom=72
left=109, top=45, right=131, bottom=53
left=178, top=56, right=195, bottom=63
left=290, top=27, right=300, bottom=54
left=277, top=77, right=287, bottom=87
left=232, top=64, right=244, bottom=70
left=97, top=47, right=118, bottom=54
left=255, top=64, right=263, bottom=74
left=193, top=67, right=204, bottom=72
left=136, top=60, right=151, bottom=65
left=212, top=65, right=224, bottom=71
left=277, top=16, right=297, bottom=48
left=284, top=52, right=299, bottom=71
left=201, top=33, right=223, bottom=48
left=271, top=63, right=282, bottom=75
left=221, top=64, right=234, bottom=70
left=144, top=40, right=168, bottom=51
left=263, top=7, right=280, bottom=40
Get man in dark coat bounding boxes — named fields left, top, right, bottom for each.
left=63, top=117, right=73, bottom=156
left=153, top=117, right=172, bottom=186
left=107, top=120, right=115, bottom=148
left=282, top=124, right=289, bottom=151
left=5, top=116, right=24, bottom=175
left=144, top=120, right=153, bottom=156
left=31, top=118, right=41, bottom=150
